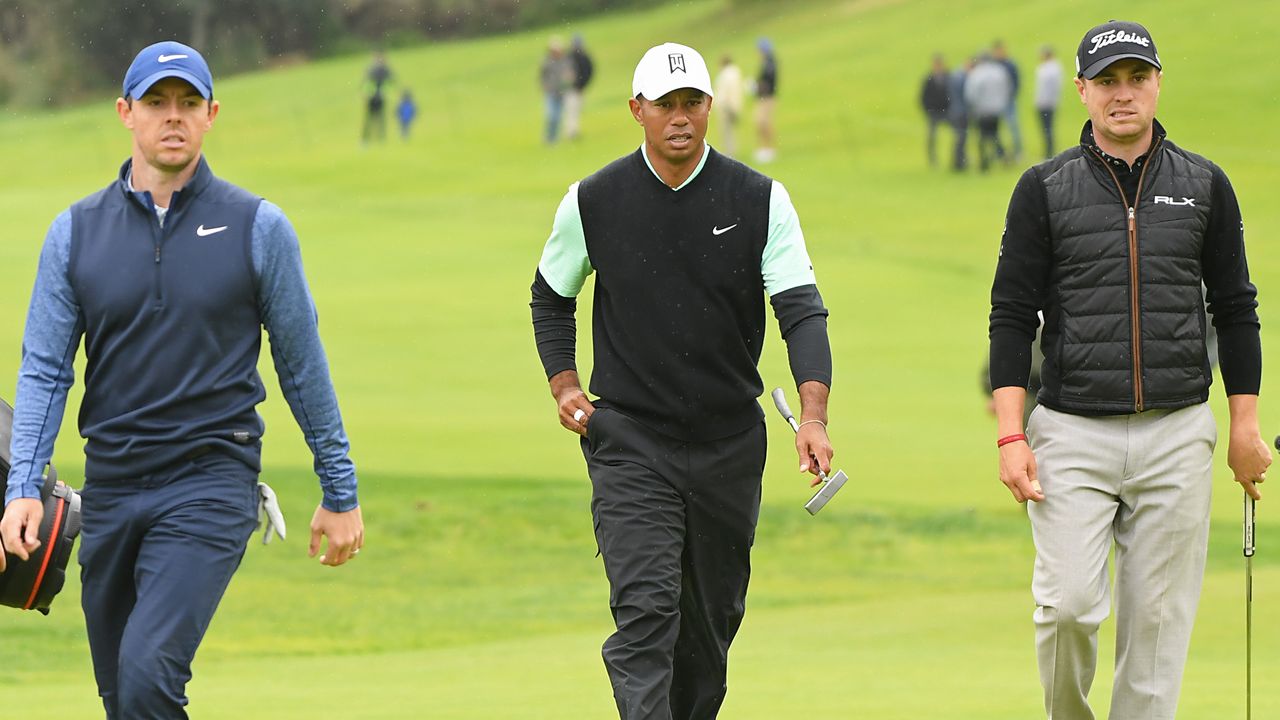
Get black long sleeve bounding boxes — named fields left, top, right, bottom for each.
left=1202, top=165, right=1261, bottom=394
left=770, top=284, right=832, bottom=388
left=530, top=269, right=577, bottom=379
left=988, top=167, right=1050, bottom=391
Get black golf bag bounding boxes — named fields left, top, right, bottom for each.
left=0, top=398, right=82, bottom=614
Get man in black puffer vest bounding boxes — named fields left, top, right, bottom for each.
left=988, top=21, right=1270, bottom=720
left=530, top=43, right=833, bottom=720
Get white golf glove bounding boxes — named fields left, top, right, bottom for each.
left=257, top=481, right=287, bottom=545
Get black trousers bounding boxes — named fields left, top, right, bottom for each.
left=925, top=111, right=947, bottom=167
left=1038, top=108, right=1056, bottom=160
left=950, top=116, right=969, bottom=170
left=975, top=115, right=1005, bottom=172
left=582, top=408, right=766, bottom=720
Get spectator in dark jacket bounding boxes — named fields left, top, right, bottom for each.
left=921, top=53, right=951, bottom=167
left=362, top=50, right=393, bottom=145
left=565, top=34, right=594, bottom=141
left=754, top=37, right=779, bottom=163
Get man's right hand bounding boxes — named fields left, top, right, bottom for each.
left=549, top=369, right=594, bottom=437
left=999, top=441, right=1043, bottom=503
left=0, top=498, right=45, bottom=572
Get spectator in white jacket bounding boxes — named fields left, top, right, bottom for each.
left=714, top=54, right=745, bottom=157
left=964, top=53, right=1012, bottom=171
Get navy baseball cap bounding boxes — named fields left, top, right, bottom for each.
left=1076, top=21, right=1161, bottom=79
left=123, top=41, right=213, bottom=100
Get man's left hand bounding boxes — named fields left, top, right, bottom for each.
left=796, top=422, right=833, bottom=488
left=309, top=505, right=364, bottom=567
left=1229, top=429, right=1272, bottom=501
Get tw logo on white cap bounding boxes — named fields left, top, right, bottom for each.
left=632, top=42, right=714, bottom=100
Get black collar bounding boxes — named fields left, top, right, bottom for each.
left=1079, top=118, right=1167, bottom=172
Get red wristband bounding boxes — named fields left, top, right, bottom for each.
left=997, top=433, right=1027, bottom=448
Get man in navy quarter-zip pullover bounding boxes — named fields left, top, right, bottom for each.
left=531, top=43, right=833, bottom=720
left=0, top=41, right=364, bottom=719
left=989, top=21, right=1268, bottom=720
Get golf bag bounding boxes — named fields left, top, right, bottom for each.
left=0, top=398, right=82, bottom=614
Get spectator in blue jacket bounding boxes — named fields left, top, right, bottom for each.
left=397, top=89, right=418, bottom=141
left=948, top=56, right=973, bottom=171
left=993, top=39, right=1022, bottom=161
left=0, top=41, right=364, bottom=719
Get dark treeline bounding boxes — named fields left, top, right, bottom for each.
left=0, top=0, right=649, bottom=107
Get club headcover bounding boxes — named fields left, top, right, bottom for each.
left=1, top=470, right=82, bottom=615
left=0, top=397, right=83, bottom=615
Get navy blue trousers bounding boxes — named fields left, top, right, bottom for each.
left=78, top=452, right=259, bottom=719
left=582, top=408, right=766, bottom=720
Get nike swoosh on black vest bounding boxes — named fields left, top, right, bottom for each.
left=577, top=148, right=772, bottom=441
left=68, top=157, right=266, bottom=480
left=1038, top=138, right=1214, bottom=414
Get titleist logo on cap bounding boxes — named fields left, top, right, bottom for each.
left=1088, top=29, right=1151, bottom=55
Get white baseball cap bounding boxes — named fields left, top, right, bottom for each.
left=632, top=43, right=714, bottom=100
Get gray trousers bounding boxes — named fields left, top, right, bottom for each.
left=1026, top=403, right=1216, bottom=720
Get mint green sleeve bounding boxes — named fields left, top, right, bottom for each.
left=761, top=181, right=818, bottom=296
left=537, top=182, right=593, bottom=298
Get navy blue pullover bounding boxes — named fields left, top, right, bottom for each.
left=6, top=158, right=358, bottom=511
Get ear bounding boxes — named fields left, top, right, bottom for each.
left=629, top=97, right=643, bottom=124
left=116, top=97, right=133, bottom=129
left=205, top=99, right=220, bottom=129
left=1074, top=77, right=1087, bottom=105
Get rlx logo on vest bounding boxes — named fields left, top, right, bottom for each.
left=1153, top=196, right=1196, bottom=207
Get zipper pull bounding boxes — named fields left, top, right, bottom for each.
left=1128, top=206, right=1136, bottom=232
left=154, top=246, right=161, bottom=264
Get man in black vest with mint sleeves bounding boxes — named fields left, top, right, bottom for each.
left=988, top=21, right=1270, bottom=720
left=0, top=41, right=364, bottom=718
left=530, top=42, right=833, bottom=720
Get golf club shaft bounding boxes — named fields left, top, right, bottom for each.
left=1246, top=490, right=1256, bottom=720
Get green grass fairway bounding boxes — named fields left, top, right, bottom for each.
left=2, top=0, right=1279, bottom=717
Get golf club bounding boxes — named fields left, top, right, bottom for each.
left=1249, top=437, right=1278, bottom=720
left=1245, top=489, right=1255, bottom=720
left=770, top=387, right=847, bottom=515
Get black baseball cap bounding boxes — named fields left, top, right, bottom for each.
left=1075, top=21, right=1161, bottom=79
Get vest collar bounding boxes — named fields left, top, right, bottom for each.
left=638, top=142, right=712, bottom=191
left=1079, top=118, right=1167, bottom=172
left=116, top=155, right=214, bottom=213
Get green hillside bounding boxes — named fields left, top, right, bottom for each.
left=0, top=0, right=1277, bottom=717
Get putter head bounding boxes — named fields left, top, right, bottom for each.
left=804, top=469, right=848, bottom=515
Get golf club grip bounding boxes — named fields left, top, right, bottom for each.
left=1245, top=495, right=1256, bottom=557
left=771, top=387, right=795, bottom=424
